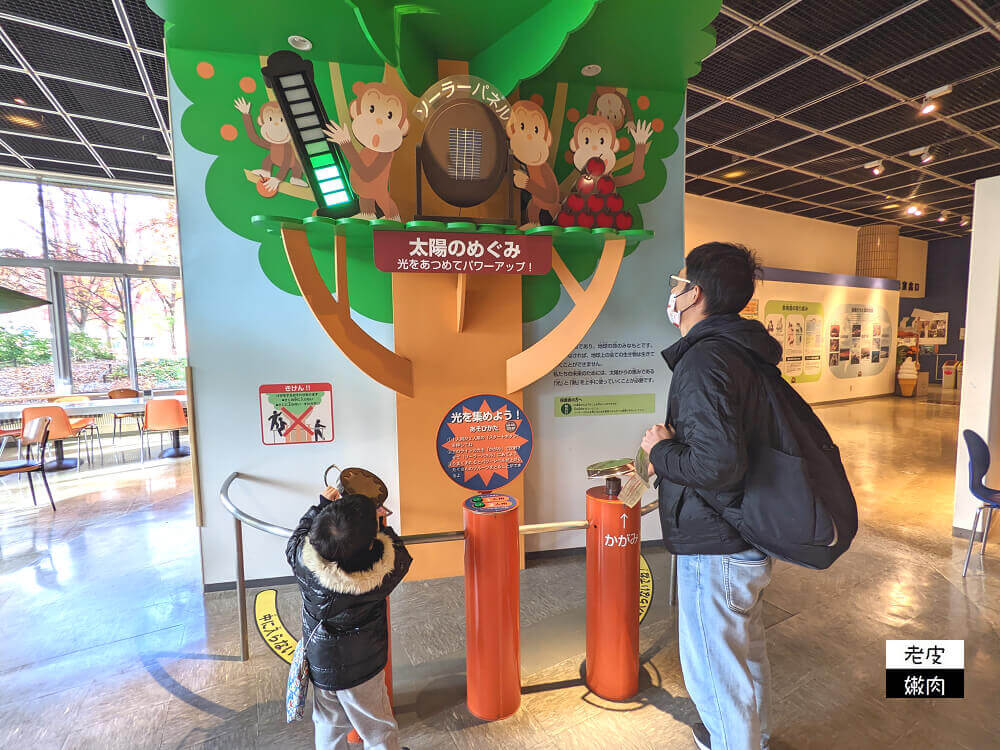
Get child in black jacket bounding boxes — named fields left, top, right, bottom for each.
left=286, top=486, right=412, bottom=750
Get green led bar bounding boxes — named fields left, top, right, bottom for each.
left=261, top=50, right=359, bottom=219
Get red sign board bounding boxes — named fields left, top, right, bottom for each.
left=373, top=230, right=552, bottom=275
left=259, top=382, right=333, bottom=446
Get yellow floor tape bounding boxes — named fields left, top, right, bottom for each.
left=255, top=588, right=298, bottom=664
left=639, top=554, right=654, bottom=624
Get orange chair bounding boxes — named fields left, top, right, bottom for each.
left=0, top=416, right=55, bottom=510
left=108, top=388, right=142, bottom=443
left=143, top=398, right=190, bottom=459
left=53, top=395, right=103, bottom=465
left=22, top=406, right=89, bottom=471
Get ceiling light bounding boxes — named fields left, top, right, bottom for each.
left=865, top=159, right=884, bottom=176
left=960, top=215, right=970, bottom=227
left=906, top=204, right=923, bottom=216
left=722, top=169, right=746, bottom=179
left=155, top=154, right=172, bottom=161
left=581, top=64, right=602, bottom=77
left=288, top=35, right=312, bottom=51
left=937, top=211, right=948, bottom=222
left=919, top=84, right=952, bottom=115
left=909, top=146, right=933, bottom=163
left=884, top=203, right=900, bottom=209
left=13, top=97, right=26, bottom=105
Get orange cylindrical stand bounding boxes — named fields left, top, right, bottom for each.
left=463, top=493, right=521, bottom=720
left=586, top=486, right=640, bottom=700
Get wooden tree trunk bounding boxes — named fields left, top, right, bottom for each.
left=393, top=272, right=525, bottom=579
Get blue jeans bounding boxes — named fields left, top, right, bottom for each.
left=677, top=549, right=772, bottom=750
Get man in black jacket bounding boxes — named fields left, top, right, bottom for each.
left=287, top=487, right=412, bottom=750
left=641, top=242, right=781, bottom=750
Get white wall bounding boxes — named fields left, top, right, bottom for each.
left=686, top=194, right=860, bottom=274
left=897, top=237, right=928, bottom=299
left=954, top=175, right=1000, bottom=533
left=685, top=194, right=928, bottom=284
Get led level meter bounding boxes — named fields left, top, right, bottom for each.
left=261, top=50, right=359, bottom=219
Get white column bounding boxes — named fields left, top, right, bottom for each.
left=954, top=175, right=1000, bottom=534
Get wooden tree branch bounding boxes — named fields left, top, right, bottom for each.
left=281, top=227, right=414, bottom=397
left=506, top=237, right=627, bottom=394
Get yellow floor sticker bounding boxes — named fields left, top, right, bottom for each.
left=255, top=588, right=298, bottom=664
left=639, top=554, right=654, bottom=624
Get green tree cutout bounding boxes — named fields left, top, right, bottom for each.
left=154, top=0, right=720, bottom=324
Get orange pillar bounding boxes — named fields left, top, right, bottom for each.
left=463, top=493, right=521, bottom=720
left=586, top=484, right=640, bottom=700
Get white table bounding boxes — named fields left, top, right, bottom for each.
left=1, top=396, right=189, bottom=467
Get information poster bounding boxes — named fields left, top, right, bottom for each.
left=764, top=301, right=824, bottom=383
left=555, top=394, right=655, bottom=417
left=437, top=394, right=533, bottom=491
left=259, top=382, right=334, bottom=445
left=828, top=304, right=891, bottom=378
left=912, top=309, right=949, bottom=345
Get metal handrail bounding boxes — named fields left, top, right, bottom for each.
left=219, top=472, right=670, bottom=661
left=219, top=472, right=294, bottom=537
left=220, top=472, right=659, bottom=541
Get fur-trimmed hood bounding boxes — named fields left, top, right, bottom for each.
left=300, top=532, right=397, bottom=595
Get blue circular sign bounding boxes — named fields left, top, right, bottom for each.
left=437, top=394, right=533, bottom=491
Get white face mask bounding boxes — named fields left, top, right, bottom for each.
left=666, top=292, right=683, bottom=327
left=666, top=286, right=694, bottom=328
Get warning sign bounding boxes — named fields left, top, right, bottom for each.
left=259, top=382, right=334, bottom=446
left=437, top=394, right=532, bottom=492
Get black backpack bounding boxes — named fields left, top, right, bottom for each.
left=734, top=352, right=858, bottom=570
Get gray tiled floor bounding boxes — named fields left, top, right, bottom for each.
left=1, top=391, right=998, bottom=749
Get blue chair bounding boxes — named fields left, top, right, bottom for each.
left=962, top=430, right=1000, bottom=576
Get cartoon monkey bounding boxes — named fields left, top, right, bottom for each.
left=569, top=115, right=653, bottom=187
left=322, top=82, right=409, bottom=221
left=586, top=87, right=634, bottom=131
left=506, top=100, right=561, bottom=228
left=233, top=97, right=306, bottom=194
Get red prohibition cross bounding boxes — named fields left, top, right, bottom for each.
left=280, top=405, right=315, bottom=438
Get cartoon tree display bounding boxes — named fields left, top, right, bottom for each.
left=152, top=0, right=721, bottom=577
left=153, top=0, right=719, bottom=324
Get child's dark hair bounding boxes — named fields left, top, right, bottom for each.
left=309, top=494, right=377, bottom=563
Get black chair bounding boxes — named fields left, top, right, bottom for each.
left=962, top=429, right=999, bottom=576
left=0, top=416, right=55, bottom=511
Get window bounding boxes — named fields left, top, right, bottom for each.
left=0, top=303, right=55, bottom=398
left=0, top=180, right=44, bottom=259
left=131, top=277, right=186, bottom=391
left=0, top=177, right=183, bottom=398
left=63, top=274, right=131, bottom=395
left=0, top=266, right=54, bottom=397
left=42, top=185, right=180, bottom=266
